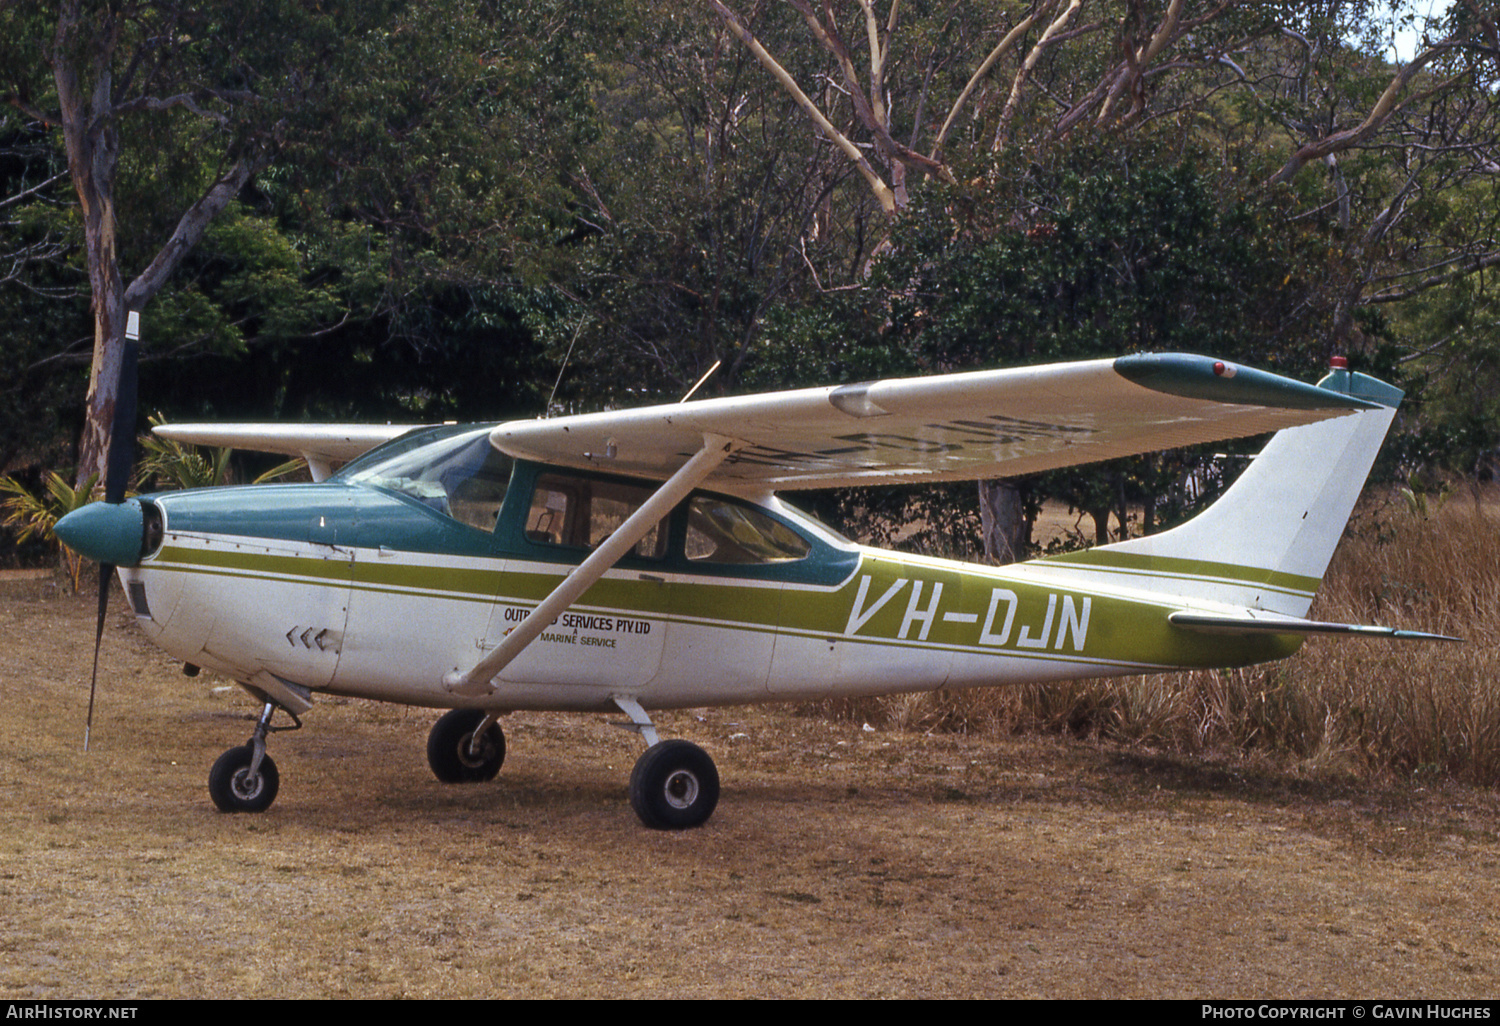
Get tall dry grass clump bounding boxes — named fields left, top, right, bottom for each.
left=1286, top=496, right=1500, bottom=783
left=820, top=496, right=1500, bottom=785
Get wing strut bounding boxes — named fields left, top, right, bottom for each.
left=443, top=433, right=742, bottom=696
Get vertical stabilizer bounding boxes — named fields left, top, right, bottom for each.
left=1032, top=365, right=1401, bottom=617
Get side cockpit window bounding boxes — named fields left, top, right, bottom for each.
left=526, top=473, right=667, bottom=560
left=442, top=439, right=513, bottom=531
left=685, top=496, right=810, bottom=565
left=345, top=428, right=512, bottom=532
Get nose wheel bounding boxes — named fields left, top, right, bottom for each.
left=208, top=745, right=279, bottom=812
left=208, top=701, right=295, bottom=813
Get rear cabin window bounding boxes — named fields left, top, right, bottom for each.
left=684, top=496, right=811, bottom=564
left=526, top=474, right=667, bottom=560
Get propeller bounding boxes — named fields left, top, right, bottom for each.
left=84, top=309, right=141, bottom=751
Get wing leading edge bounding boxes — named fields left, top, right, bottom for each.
left=491, top=354, right=1375, bottom=492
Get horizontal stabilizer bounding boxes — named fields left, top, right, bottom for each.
left=1169, top=611, right=1460, bottom=642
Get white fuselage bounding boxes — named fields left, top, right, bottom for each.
left=120, top=509, right=1287, bottom=716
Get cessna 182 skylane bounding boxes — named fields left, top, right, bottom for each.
left=55, top=352, right=1451, bottom=829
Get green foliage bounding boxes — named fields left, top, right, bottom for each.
left=0, top=109, right=88, bottom=468
left=2, top=0, right=1497, bottom=523
left=794, top=482, right=987, bottom=562
left=541, top=2, right=890, bottom=405
left=134, top=414, right=306, bottom=491
left=1385, top=260, right=1500, bottom=488
left=0, top=471, right=99, bottom=591
left=753, top=147, right=1350, bottom=551
left=877, top=150, right=1336, bottom=374
left=134, top=414, right=233, bottom=492
left=0, top=0, right=581, bottom=447
left=741, top=291, right=918, bottom=392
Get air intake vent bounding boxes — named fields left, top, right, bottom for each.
left=126, top=581, right=151, bottom=619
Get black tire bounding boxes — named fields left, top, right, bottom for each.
left=208, top=745, right=280, bottom=813
left=629, top=739, right=719, bottom=830
left=427, top=709, right=505, bottom=783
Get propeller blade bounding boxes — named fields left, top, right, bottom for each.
left=85, top=310, right=140, bottom=751
left=86, top=562, right=112, bottom=752
left=105, top=316, right=139, bottom=504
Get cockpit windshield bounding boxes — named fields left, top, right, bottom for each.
left=339, top=426, right=514, bottom=532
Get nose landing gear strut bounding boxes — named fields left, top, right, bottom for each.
left=208, top=701, right=299, bottom=813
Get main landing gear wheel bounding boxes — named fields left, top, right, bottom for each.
left=208, top=745, right=280, bottom=813
left=629, top=739, right=719, bottom=830
left=427, top=709, right=506, bottom=783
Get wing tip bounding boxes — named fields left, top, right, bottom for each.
left=1114, top=353, right=1380, bottom=412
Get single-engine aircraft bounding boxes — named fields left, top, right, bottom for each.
left=55, top=352, right=1453, bottom=828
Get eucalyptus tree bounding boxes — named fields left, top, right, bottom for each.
left=689, top=1, right=1500, bottom=555
left=0, top=0, right=605, bottom=476
left=542, top=3, right=868, bottom=408
left=0, top=0, right=412, bottom=483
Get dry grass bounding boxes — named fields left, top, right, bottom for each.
left=825, top=496, right=1500, bottom=786
left=4, top=575, right=1500, bottom=997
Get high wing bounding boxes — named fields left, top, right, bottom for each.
left=491, top=353, right=1375, bottom=492
left=152, top=423, right=429, bottom=481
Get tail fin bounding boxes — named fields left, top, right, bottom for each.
left=1034, top=366, right=1401, bottom=617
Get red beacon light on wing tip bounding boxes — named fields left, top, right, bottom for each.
left=1212, top=360, right=1237, bottom=378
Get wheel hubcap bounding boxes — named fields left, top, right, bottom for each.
left=458, top=731, right=494, bottom=768
left=663, top=769, right=699, bottom=809
left=231, top=769, right=263, bottom=801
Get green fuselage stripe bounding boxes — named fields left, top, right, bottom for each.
left=1038, top=549, right=1318, bottom=597
left=149, top=538, right=1299, bottom=672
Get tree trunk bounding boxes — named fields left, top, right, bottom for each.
left=978, top=479, right=1028, bottom=564
left=52, top=0, right=124, bottom=487
left=47, top=1, right=275, bottom=486
left=1089, top=507, right=1110, bottom=546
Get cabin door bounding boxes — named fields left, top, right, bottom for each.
left=482, top=470, right=669, bottom=688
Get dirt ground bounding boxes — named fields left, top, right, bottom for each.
left=2, top=576, right=1497, bottom=999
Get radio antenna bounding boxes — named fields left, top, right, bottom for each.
left=680, top=360, right=721, bottom=403
left=546, top=316, right=587, bottom=417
